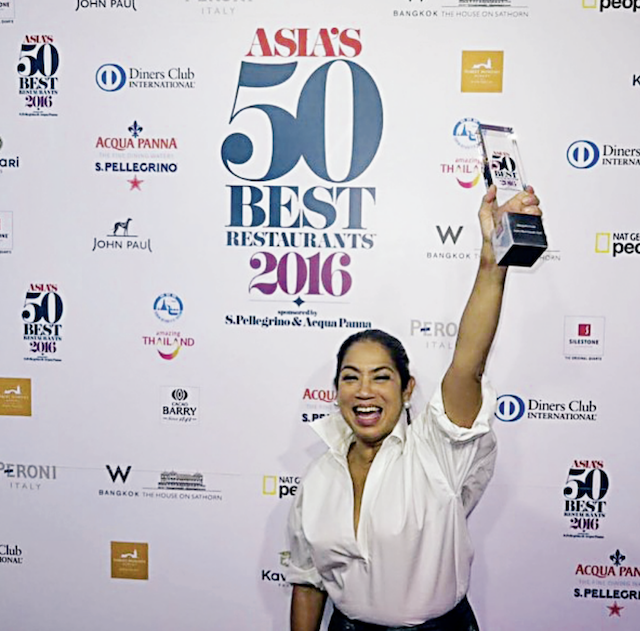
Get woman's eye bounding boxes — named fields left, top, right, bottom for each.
left=341, top=374, right=357, bottom=381
left=375, top=374, right=390, bottom=381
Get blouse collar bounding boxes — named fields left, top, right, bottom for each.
left=310, top=409, right=408, bottom=457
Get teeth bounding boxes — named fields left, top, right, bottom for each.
left=355, top=406, right=380, bottom=413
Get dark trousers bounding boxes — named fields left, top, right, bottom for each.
left=328, top=596, right=479, bottom=631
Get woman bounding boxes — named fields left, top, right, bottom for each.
left=287, top=185, right=541, bottom=631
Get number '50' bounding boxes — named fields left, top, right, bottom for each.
left=221, top=61, right=383, bottom=183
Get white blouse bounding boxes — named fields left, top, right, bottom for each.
left=286, top=379, right=497, bottom=627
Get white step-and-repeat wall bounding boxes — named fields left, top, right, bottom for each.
left=1, top=0, right=639, bottom=629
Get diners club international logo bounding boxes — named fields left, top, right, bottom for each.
left=96, top=63, right=195, bottom=92
left=222, top=27, right=381, bottom=319
left=573, top=549, right=640, bottom=619
left=17, top=35, right=60, bottom=117
left=563, top=459, right=609, bottom=539
left=21, top=283, right=63, bottom=362
left=0, top=545, right=23, bottom=566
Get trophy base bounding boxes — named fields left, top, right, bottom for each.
left=492, top=213, right=548, bottom=267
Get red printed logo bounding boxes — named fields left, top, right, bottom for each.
left=578, top=324, right=591, bottom=337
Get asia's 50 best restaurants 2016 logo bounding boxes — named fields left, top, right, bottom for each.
left=222, top=28, right=381, bottom=312
left=17, top=35, right=60, bottom=117
left=22, top=284, right=63, bottom=362
left=563, top=459, right=609, bottom=539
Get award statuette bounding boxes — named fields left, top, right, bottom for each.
left=478, top=123, right=547, bottom=267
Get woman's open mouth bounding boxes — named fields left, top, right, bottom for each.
left=353, top=406, right=382, bottom=426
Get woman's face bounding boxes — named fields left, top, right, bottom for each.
left=336, top=340, right=414, bottom=447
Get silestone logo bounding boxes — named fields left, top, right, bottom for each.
left=0, top=378, right=31, bottom=416
left=564, top=316, right=605, bottom=360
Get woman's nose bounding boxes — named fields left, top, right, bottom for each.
left=356, top=377, right=373, bottom=397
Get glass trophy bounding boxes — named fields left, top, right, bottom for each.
left=478, top=123, right=547, bottom=267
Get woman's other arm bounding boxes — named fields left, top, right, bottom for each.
left=291, top=584, right=327, bottom=631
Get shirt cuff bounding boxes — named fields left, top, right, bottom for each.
left=429, top=376, right=497, bottom=443
left=285, top=564, right=325, bottom=590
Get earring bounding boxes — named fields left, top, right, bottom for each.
left=333, top=400, right=339, bottom=406
left=404, top=401, right=410, bottom=409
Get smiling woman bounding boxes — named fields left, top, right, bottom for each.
left=285, top=185, right=542, bottom=631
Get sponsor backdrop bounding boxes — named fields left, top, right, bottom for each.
left=0, top=1, right=639, bottom=629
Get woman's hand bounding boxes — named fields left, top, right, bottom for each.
left=478, top=184, right=542, bottom=245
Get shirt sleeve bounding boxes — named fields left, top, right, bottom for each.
left=285, top=483, right=325, bottom=590
left=413, top=376, right=498, bottom=516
